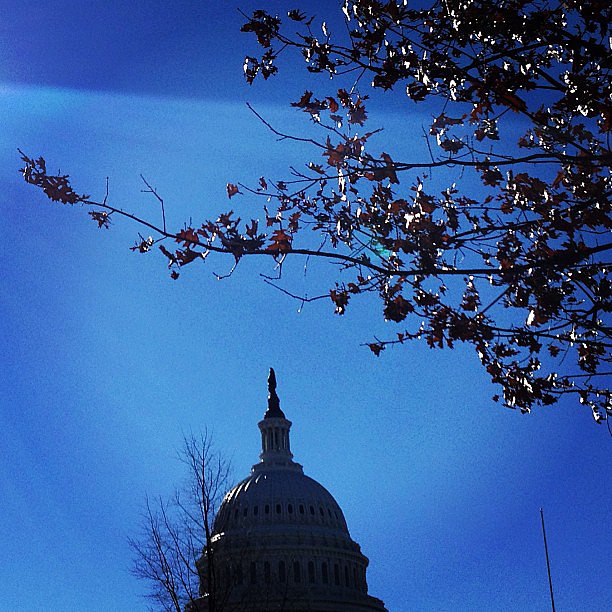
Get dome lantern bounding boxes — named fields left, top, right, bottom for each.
left=256, top=368, right=300, bottom=471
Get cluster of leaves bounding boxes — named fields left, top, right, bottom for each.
left=233, top=0, right=611, bottom=422
left=19, top=150, right=88, bottom=205
left=20, top=1, right=610, bottom=422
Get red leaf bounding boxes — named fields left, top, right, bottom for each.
left=176, top=249, right=202, bottom=266
left=159, top=244, right=177, bottom=266
left=326, top=97, right=339, bottom=113
left=430, top=113, right=464, bottom=135
left=497, top=90, right=527, bottom=112
left=383, top=295, right=413, bottom=322
left=288, top=212, right=301, bottom=232
left=266, top=229, right=292, bottom=252
left=439, top=138, right=464, bottom=153
left=176, top=228, right=199, bottom=246
left=245, top=219, right=259, bottom=238
left=330, top=289, right=349, bottom=315
left=380, top=153, right=399, bottom=184
left=287, top=9, right=306, bottom=21
left=226, top=183, right=239, bottom=198
left=89, top=210, right=111, bottom=229
left=337, top=88, right=353, bottom=108
left=324, top=138, right=347, bottom=167
left=348, top=99, right=367, bottom=125
left=217, top=211, right=235, bottom=227
left=480, top=167, right=503, bottom=186
left=291, top=91, right=314, bottom=108
left=368, top=343, right=384, bottom=356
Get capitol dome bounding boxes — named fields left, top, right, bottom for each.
left=190, top=370, right=387, bottom=612
left=214, top=469, right=351, bottom=538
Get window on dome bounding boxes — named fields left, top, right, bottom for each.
left=253, top=505, right=258, bottom=516
left=250, top=561, right=257, bottom=584
left=278, top=560, right=286, bottom=583
left=243, top=507, right=248, bottom=517
left=327, top=507, right=332, bottom=518
left=319, top=506, right=324, bottom=517
left=264, top=504, right=270, bottom=514
left=299, top=504, right=305, bottom=514
left=334, top=563, right=340, bottom=585
left=353, top=567, right=358, bottom=590
left=276, top=503, right=282, bottom=514
left=288, top=504, right=293, bottom=514
left=309, top=505, right=315, bottom=515
left=308, top=561, right=315, bottom=584
left=293, top=561, right=301, bottom=583
left=321, top=562, right=328, bottom=584
left=345, top=565, right=350, bottom=587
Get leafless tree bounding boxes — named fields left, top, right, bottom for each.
left=129, top=432, right=232, bottom=612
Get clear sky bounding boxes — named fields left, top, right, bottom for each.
left=1, top=2, right=610, bottom=611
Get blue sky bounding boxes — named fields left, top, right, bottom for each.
left=1, top=2, right=610, bottom=611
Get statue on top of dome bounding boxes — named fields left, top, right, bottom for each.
left=265, top=367, right=286, bottom=419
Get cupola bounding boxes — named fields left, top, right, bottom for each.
left=255, top=368, right=301, bottom=471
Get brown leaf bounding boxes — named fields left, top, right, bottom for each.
left=439, top=138, right=464, bottom=153
left=176, top=249, right=203, bottom=266
left=266, top=229, right=292, bottom=252
left=176, top=228, right=199, bottom=246
left=348, top=99, right=368, bottom=125
left=245, top=219, right=259, bottom=238
left=330, top=288, right=349, bottom=315
left=287, top=9, right=306, bottom=21
left=497, top=90, right=527, bottom=112
left=291, top=91, right=314, bottom=108
left=159, top=244, right=177, bottom=266
left=384, top=295, right=413, bottom=322
left=326, top=97, right=339, bottom=113
left=368, top=343, right=384, bottom=356
left=89, top=211, right=111, bottom=229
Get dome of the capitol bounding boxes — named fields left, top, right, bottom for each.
left=214, top=470, right=350, bottom=537
left=189, top=369, right=387, bottom=612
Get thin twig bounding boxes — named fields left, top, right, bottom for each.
left=141, top=174, right=167, bottom=234
left=246, top=102, right=327, bottom=149
left=261, top=277, right=328, bottom=307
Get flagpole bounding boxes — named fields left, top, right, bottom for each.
left=540, top=507, right=556, bottom=612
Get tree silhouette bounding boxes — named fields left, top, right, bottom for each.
left=129, top=433, right=231, bottom=612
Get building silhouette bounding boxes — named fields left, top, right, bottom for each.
left=190, top=369, right=387, bottom=611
